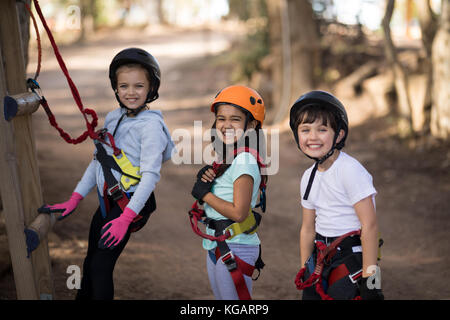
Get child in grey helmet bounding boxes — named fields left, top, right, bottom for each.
left=39, top=48, right=175, bottom=299
left=290, top=90, right=384, bottom=300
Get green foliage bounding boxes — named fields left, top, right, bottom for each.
left=226, top=0, right=269, bottom=82
left=228, top=0, right=267, bottom=22
left=231, top=25, right=269, bottom=82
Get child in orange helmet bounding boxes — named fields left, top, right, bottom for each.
left=190, top=85, right=267, bottom=300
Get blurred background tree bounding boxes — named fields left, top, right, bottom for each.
left=18, top=0, right=450, bottom=141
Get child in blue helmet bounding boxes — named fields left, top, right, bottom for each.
left=290, top=90, right=383, bottom=300
left=39, top=48, right=174, bottom=299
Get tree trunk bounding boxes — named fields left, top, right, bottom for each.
left=430, top=0, right=450, bottom=139
left=416, top=0, right=438, bottom=134
left=266, top=0, right=318, bottom=125
left=382, top=0, right=414, bottom=137
left=77, top=0, right=97, bottom=43
left=156, top=0, right=167, bottom=25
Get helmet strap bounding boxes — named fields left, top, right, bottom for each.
left=114, top=91, right=148, bottom=116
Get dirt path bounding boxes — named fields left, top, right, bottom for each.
left=1, top=26, right=449, bottom=300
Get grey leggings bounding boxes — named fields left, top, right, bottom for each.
left=206, top=243, right=260, bottom=300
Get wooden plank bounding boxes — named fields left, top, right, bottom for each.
left=0, top=0, right=54, bottom=299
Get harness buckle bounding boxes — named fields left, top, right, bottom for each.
left=107, top=184, right=123, bottom=201
left=348, top=269, right=362, bottom=284
left=220, top=251, right=237, bottom=272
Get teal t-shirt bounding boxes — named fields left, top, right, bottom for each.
left=202, top=152, right=262, bottom=250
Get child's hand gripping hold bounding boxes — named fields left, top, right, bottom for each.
left=38, top=192, right=84, bottom=221
left=98, top=207, right=137, bottom=250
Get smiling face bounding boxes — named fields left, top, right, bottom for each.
left=214, top=104, right=257, bottom=145
left=297, top=115, right=344, bottom=159
left=116, top=65, right=150, bottom=110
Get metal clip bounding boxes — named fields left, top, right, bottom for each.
left=107, top=184, right=123, bottom=201
left=220, top=251, right=237, bottom=271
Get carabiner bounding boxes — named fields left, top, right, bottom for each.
left=27, top=78, right=43, bottom=100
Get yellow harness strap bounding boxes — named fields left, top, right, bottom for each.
left=225, top=210, right=259, bottom=240
left=112, top=150, right=141, bottom=190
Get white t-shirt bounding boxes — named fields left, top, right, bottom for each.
left=300, top=151, right=377, bottom=237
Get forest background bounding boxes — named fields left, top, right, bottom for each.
left=0, top=0, right=449, bottom=300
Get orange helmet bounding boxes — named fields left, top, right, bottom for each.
left=211, top=85, right=265, bottom=127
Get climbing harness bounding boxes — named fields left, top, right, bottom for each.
left=295, top=230, right=363, bottom=300
left=295, top=230, right=384, bottom=300
left=94, top=121, right=156, bottom=233
left=188, top=147, right=267, bottom=300
left=112, top=149, right=141, bottom=189
left=189, top=201, right=265, bottom=300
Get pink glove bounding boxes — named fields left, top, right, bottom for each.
left=38, top=192, right=84, bottom=221
left=98, top=207, right=137, bottom=250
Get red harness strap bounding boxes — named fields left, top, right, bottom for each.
left=215, top=249, right=255, bottom=300
left=102, top=183, right=129, bottom=212
left=188, top=201, right=231, bottom=242
left=101, top=182, right=142, bottom=228
left=189, top=201, right=255, bottom=300
left=328, top=263, right=362, bottom=287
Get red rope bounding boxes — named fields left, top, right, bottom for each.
left=27, top=0, right=101, bottom=145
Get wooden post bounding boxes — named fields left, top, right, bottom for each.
left=0, top=41, right=38, bottom=301
left=0, top=0, right=54, bottom=299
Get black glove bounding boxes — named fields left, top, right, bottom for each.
left=358, top=276, right=384, bottom=300
left=191, top=165, right=214, bottom=203
left=196, top=165, right=213, bottom=180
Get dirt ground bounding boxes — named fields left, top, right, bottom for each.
left=1, top=25, right=450, bottom=300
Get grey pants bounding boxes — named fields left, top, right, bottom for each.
left=206, top=243, right=260, bottom=300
